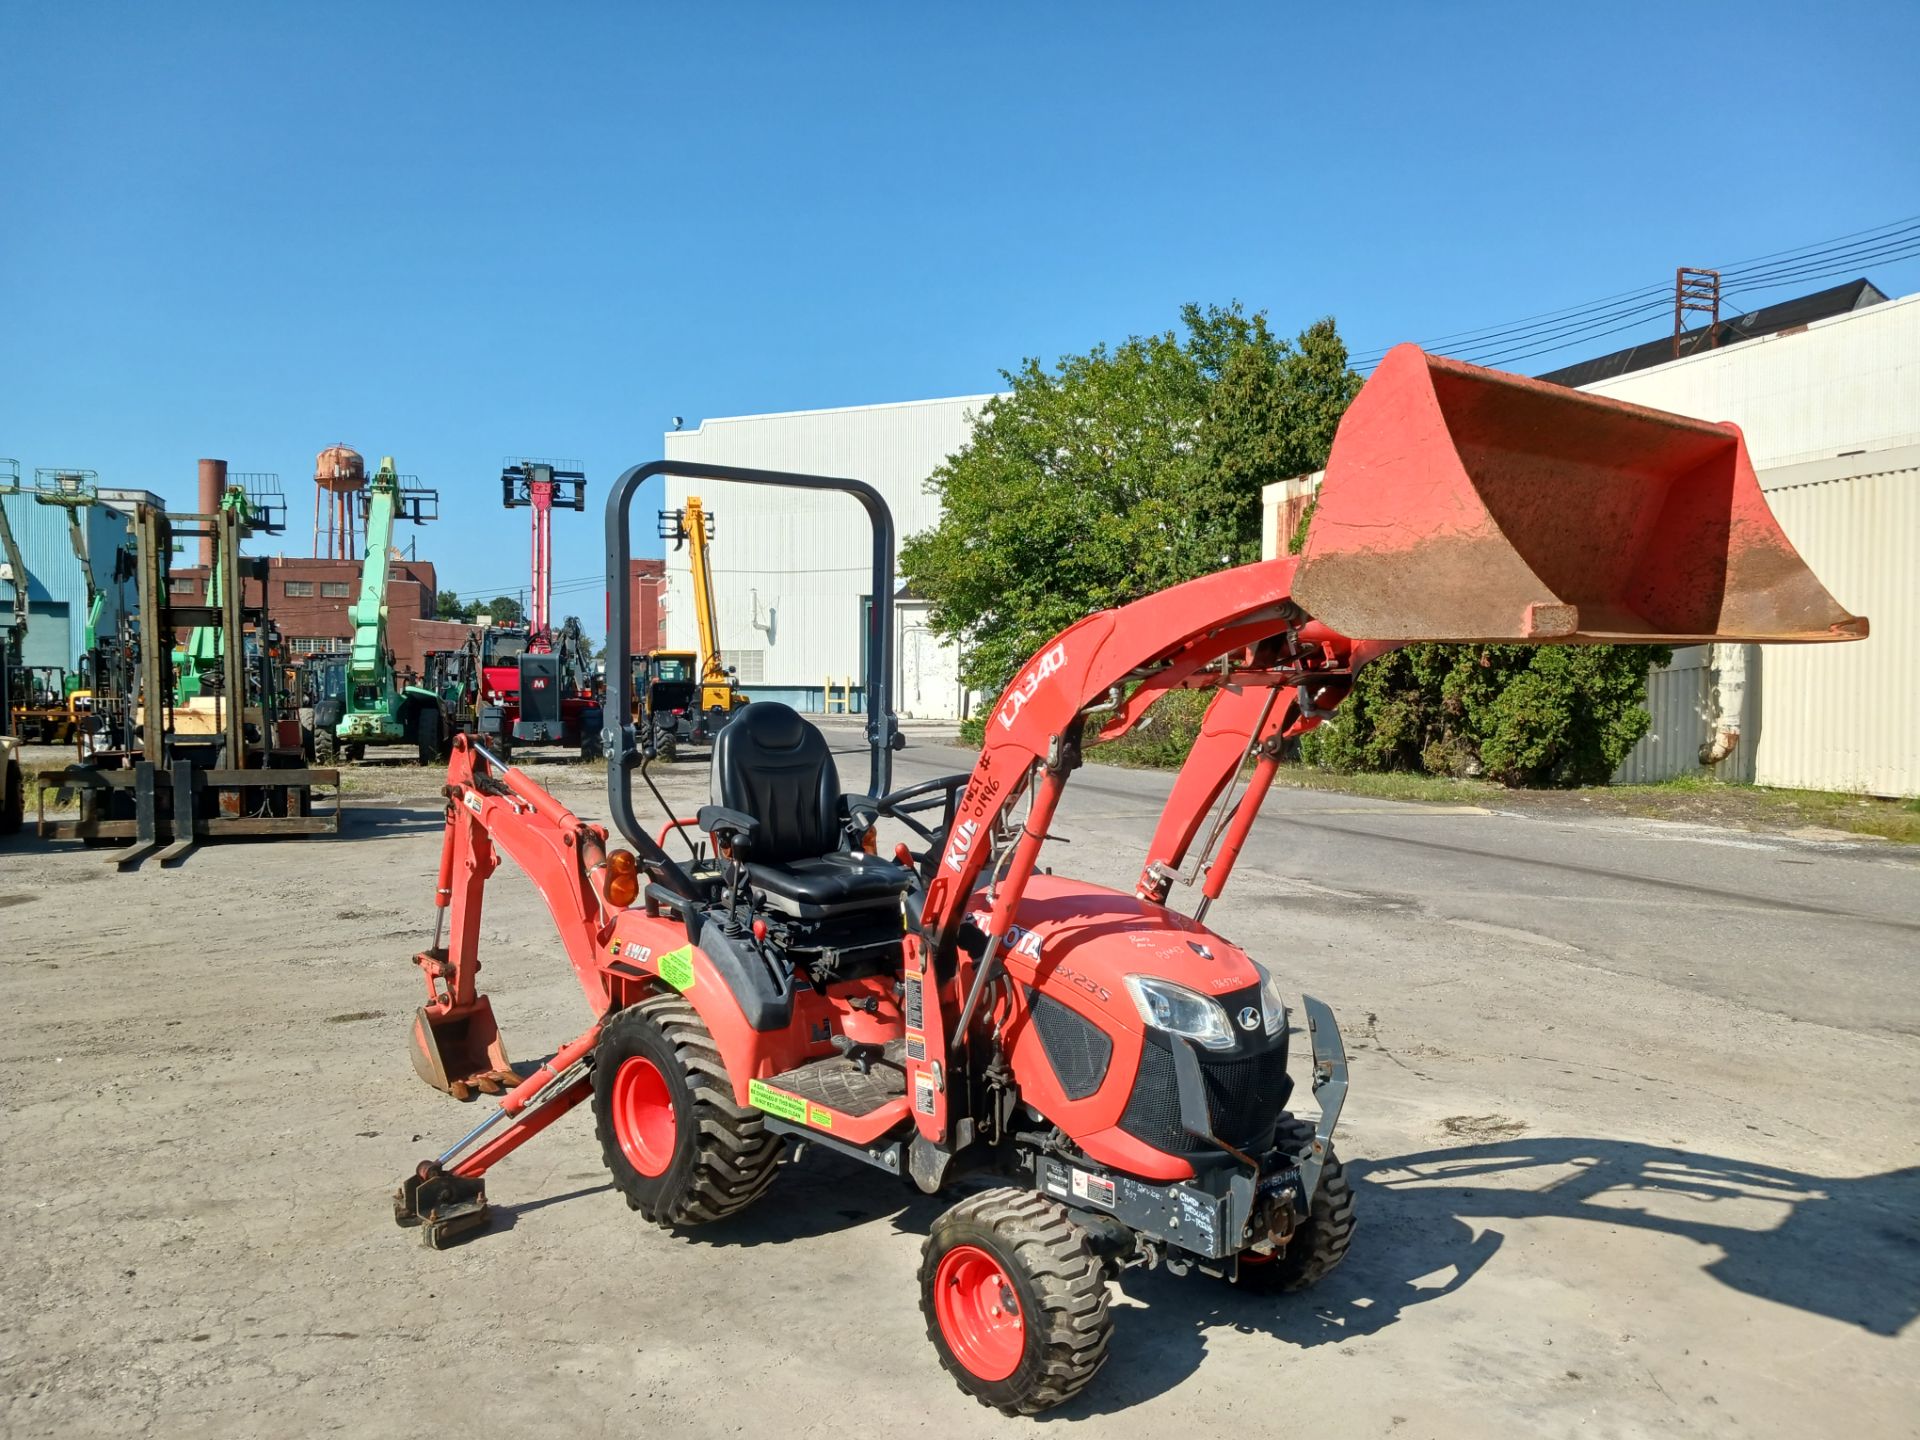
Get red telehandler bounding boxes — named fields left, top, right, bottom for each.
left=393, top=346, right=1864, bottom=1414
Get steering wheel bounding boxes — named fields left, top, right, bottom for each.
left=875, top=771, right=972, bottom=847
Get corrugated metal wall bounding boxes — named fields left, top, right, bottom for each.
left=1582, top=296, right=1917, bottom=798
left=1613, top=647, right=1711, bottom=785
left=660, top=396, right=995, bottom=718
left=1, top=493, right=138, bottom=671
left=1, top=491, right=90, bottom=668
left=1613, top=646, right=1764, bottom=786
left=1610, top=447, right=1918, bottom=797
left=1750, top=460, right=1917, bottom=795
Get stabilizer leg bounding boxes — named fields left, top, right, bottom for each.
left=394, top=1020, right=602, bottom=1247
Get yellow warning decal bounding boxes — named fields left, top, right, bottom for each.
left=657, top=946, right=696, bottom=992
left=748, top=1079, right=806, bottom=1123
left=808, top=1104, right=833, bottom=1129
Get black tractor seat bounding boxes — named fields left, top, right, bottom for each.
left=709, top=701, right=913, bottom=919
left=745, top=852, right=911, bottom=916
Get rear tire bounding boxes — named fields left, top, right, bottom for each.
left=920, top=1188, right=1111, bottom=1416
left=314, top=729, right=337, bottom=767
left=592, top=994, right=781, bottom=1227
left=1234, top=1114, right=1356, bottom=1293
left=652, top=726, right=678, bottom=764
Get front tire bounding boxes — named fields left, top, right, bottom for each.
left=591, top=994, right=781, bottom=1227
left=415, top=707, right=442, bottom=766
left=1234, top=1114, right=1356, bottom=1293
left=920, top=1188, right=1111, bottom=1416
left=313, top=729, right=337, bottom=767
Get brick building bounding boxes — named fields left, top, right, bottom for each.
left=168, top=554, right=470, bottom=675
left=629, top=557, right=666, bottom=654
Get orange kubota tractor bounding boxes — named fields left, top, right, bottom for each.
left=392, top=346, right=1864, bottom=1415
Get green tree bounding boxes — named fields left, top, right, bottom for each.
left=901, top=303, right=1359, bottom=694
left=434, top=589, right=469, bottom=621
left=486, top=595, right=525, bottom=626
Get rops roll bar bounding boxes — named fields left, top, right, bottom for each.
left=603, top=461, right=901, bottom=852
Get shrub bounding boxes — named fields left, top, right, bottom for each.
left=1088, top=688, right=1212, bottom=769
left=1301, top=642, right=1669, bottom=787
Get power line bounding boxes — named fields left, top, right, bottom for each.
left=1476, top=239, right=1920, bottom=369
left=1716, top=219, right=1920, bottom=285
left=1348, top=212, right=1920, bottom=370
left=1351, top=212, right=1920, bottom=362
left=1459, top=297, right=1674, bottom=368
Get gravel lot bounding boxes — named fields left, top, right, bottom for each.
left=3, top=727, right=1915, bottom=1438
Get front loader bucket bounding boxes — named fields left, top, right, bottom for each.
left=410, top=1000, right=518, bottom=1101
left=1294, top=344, right=1867, bottom=645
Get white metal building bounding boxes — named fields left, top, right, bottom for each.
left=1261, top=289, right=1920, bottom=797
left=660, top=394, right=998, bottom=719
left=1588, top=291, right=1918, bottom=797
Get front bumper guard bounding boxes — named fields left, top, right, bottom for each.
left=1037, top=994, right=1349, bottom=1262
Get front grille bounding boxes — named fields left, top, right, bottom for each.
left=1119, top=1033, right=1293, bottom=1156
left=1030, top=992, right=1112, bottom=1101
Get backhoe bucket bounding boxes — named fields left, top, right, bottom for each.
left=1294, top=345, right=1867, bottom=645
left=410, top=999, right=518, bottom=1100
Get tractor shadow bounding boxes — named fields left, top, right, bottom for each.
left=334, top=804, right=447, bottom=837
left=1050, top=1137, right=1920, bottom=1418
left=706, top=1149, right=948, bottom=1246
left=484, top=1181, right=618, bottom=1235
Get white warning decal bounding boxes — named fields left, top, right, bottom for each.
left=1069, top=1168, right=1115, bottom=1208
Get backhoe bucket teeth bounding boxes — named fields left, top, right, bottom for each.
left=1294, top=344, right=1868, bottom=646
left=410, top=1001, right=519, bottom=1101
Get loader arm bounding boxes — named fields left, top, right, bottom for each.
left=901, top=343, right=1865, bottom=1145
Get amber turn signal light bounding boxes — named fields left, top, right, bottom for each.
left=605, top=849, right=640, bottom=908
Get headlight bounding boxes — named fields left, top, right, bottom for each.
left=1124, top=975, right=1234, bottom=1051
left=1253, top=962, right=1289, bottom=1039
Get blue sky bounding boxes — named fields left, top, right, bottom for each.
left=4, top=3, right=1916, bottom=634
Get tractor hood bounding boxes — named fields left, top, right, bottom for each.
left=970, top=872, right=1263, bottom=1033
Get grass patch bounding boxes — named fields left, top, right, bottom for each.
left=1270, top=769, right=1503, bottom=806
left=1607, top=778, right=1920, bottom=844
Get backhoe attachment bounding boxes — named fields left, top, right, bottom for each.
left=409, top=986, right=517, bottom=1100
left=1294, top=344, right=1868, bottom=646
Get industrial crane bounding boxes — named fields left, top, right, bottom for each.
left=637, top=495, right=746, bottom=760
